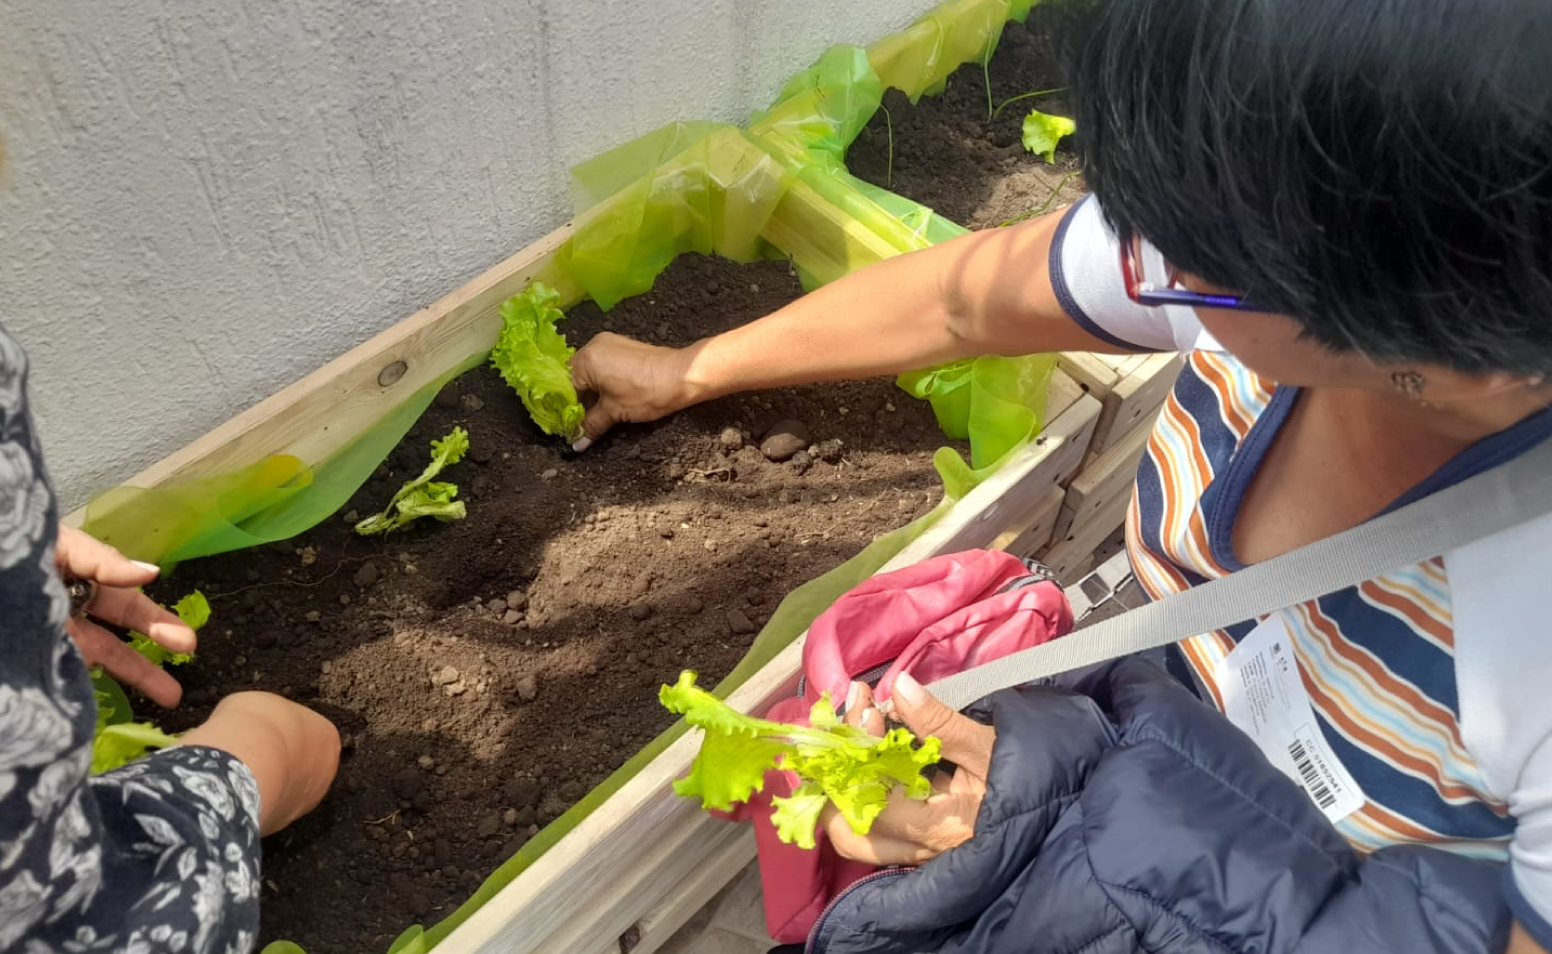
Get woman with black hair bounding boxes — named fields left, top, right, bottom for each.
left=571, top=0, right=1552, bottom=950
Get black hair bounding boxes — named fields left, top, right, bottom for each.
left=1044, top=0, right=1552, bottom=377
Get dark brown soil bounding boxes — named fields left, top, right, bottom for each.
left=846, top=18, right=1084, bottom=228
left=153, top=253, right=951, bottom=952
left=147, top=19, right=1072, bottom=954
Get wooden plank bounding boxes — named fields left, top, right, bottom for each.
left=628, top=833, right=759, bottom=954
left=1056, top=352, right=1124, bottom=397
left=1038, top=482, right=1132, bottom=580
left=761, top=175, right=906, bottom=285
left=435, top=392, right=1102, bottom=954
left=67, top=225, right=580, bottom=526
left=991, top=484, right=1066, bottom=558
left=1092, top=353, right=1182, bottom=452
left=1051, top=414, right=1154, bottom=539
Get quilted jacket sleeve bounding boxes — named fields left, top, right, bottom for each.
left=812, top=658, right=1510, bottom=954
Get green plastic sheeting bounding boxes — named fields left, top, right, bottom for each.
left=870, top=0, right=1036, bottom=102
left=559, top=124, right=797, bottom=311
left=82, top=359, right=479, bottom=568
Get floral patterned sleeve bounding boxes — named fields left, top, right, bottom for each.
left=0, top=325, right=264, bottom=954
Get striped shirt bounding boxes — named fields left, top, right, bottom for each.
left=1048, top=194, right=1552, bottom=939
left=1129, top=349, right=1520, bottom=858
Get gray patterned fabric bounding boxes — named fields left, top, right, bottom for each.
left=0, top=325, right=262, bottom=953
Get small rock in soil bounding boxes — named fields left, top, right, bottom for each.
left=628, top=603, right=652, bottom=622
left=304, top=611, right=321, bottom=623
left=460, top=394, right=485, bottom=412
left=469, top=443, right=493, bottom=464
left=505, top=777, right=540, bottom=806
left=514, top=674, right=538, bottom=702
left=760, top=420, right=811, bottom=462
left=353, top=562, right=381, bottom=588
left=659, top=528, right=675, bottom=540
left=502, top=610, right=522, bottom=625
left=444, top=681, right=468, bottom=697
left=417, top=755, right=435, bottom=770
left=790, top=450, right=813, bottom=475
left=718, top=427, right=744, bottom=453
left=431, top=666, right=460, bottom=686
left=727, top=609, right=757, bottom=636
left=815, top=438, right=845, bottom=463
left=540, top=468, right=559, bottom=481
left=503, top=808, right=518, bottom=827
left=476, top=813, right=502, bottom=838
left=488, top=598, right=508, bottom=615
left=507, top=590, right=528, bottom=611
left=391, top=768, right=423, bottom=800
left=299, top=546, right=318, bottom=566
left=683, top=596, right=704, bottom=615
left=342, top=509, right=359, bottom=524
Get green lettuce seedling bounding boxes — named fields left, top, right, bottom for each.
left=1022, top=109, right=1076, bottom=164
left=660, top=670, right=941, bottom=850
left=127, top=590, right=209, bottom=667
left=91, top=589, right=212, bottom=773
left=356, top=427, right=470, bottom=535
left=490, top=282, right=586, bottom=441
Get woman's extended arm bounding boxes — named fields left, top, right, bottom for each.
left=570, top=208, right=1133, bottom=441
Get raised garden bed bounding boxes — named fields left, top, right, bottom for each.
left=71, top=4, right=1187, bottom=953
left=151, top=253, right=953, bottom=952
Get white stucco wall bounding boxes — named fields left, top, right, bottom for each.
left=0, top=0, right=942, bottom=509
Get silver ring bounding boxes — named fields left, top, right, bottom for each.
left=66, top=579, right=97, bottom=618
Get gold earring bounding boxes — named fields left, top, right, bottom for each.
left=1390, top=370, right=1427, bottom=400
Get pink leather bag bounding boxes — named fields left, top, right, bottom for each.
left=728, top=548, right=1074, bottom=943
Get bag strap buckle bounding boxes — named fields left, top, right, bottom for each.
left=1068, top=550, right=1137, bottom=622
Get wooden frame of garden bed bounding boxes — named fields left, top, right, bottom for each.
left=67, top=175, right=1181, bottom=954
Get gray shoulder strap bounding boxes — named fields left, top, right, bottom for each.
left=928, top=436, right=1552, bottom=712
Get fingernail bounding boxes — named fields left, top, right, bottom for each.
left=895, top=672, right=926, bottom=706
left=845, top=681, right=862, bottom=713
left=571, top=436, right=593, bottom=453
left=132, top=560, right=160, bottom=575
left=859, top=708, right=874, bottom=730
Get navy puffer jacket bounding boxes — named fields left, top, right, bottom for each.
left=810, top=658, right=1510, bottom=954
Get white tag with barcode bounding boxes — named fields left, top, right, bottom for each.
left=1217, top=616, right=1365, bottom=823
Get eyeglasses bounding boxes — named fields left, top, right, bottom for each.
left=1119, top=235, right=1260, bottom=311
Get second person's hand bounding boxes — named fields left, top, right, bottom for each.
left=56, top=524, right=194, bottom=708
left=569, top=332, right=704, bottom=448
left=822, top=673, right=996, bottom=867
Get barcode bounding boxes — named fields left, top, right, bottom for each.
left=1288, top=738, right=1337, bottom=810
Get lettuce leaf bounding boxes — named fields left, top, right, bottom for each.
left=660, top=671, right=941, bottom=850
left=356, top=427, right=470, bottom=535
left=93, top=589, right=214, bottom=772
left=127, top=589, right=209, bottom=666
left=490, top=283, right=586, bottom=441
left=92, top=720, right=180, bottom=774
left=1021, top=109, right=1076, bottom=164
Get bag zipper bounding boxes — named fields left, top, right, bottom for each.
left=805, top=867, right=914, bottom=953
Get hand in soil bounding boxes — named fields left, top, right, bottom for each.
left=178, top=690, right=341, bottom=836
left=569, top=331, right=699, bottom=444
left=822, top=674, right=993, bottom=867
left=55, top=523, right=194, bottom=708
